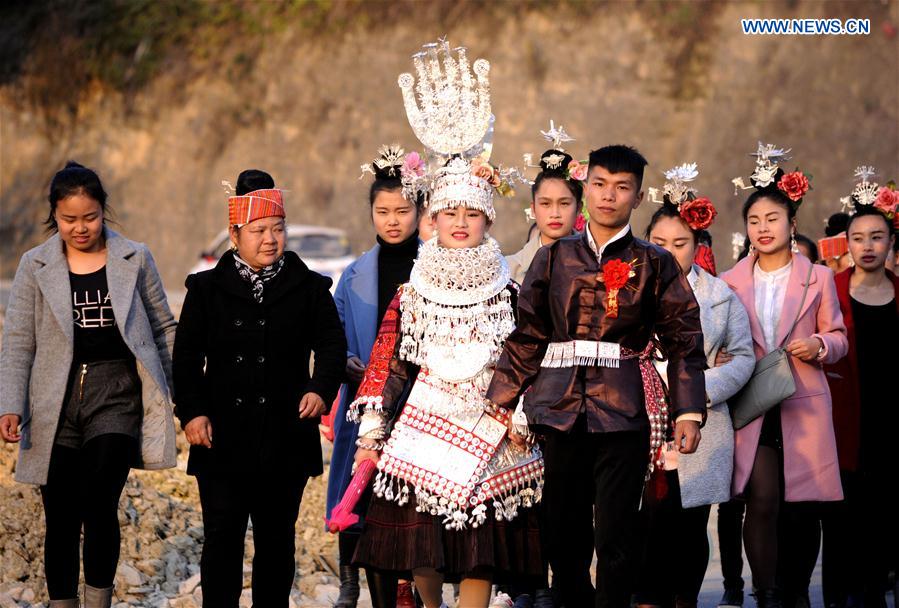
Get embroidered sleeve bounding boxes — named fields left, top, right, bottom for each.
left=346, top=287, right=404, bottom=425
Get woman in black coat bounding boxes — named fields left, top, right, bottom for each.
left=173, top=170, right=346, bottom=607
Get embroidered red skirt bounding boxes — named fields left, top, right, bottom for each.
left=352, top=493, right=544, bottom=583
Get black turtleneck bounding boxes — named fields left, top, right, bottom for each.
left=377, top=230, right=419, bottom=323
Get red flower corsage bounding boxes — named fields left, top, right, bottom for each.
left=679, top=197, right=717, bottom=231
left=598, top=258, right=637, bottom=318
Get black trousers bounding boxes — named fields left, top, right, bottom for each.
left=41, top=435, right=135, bottom=599
left=196, top=471, right=308, bottom=608
left=543, top=418, right=649, bottom=608
left=635, top=470, right=712, bottom=606
left=717, top=499, right=746, bottom=592
left=822, top=468, right=898, bottom=606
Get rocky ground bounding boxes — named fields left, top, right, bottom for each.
left=0, top=434, right=375, bottom=608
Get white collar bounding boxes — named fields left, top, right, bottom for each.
left=586, top=223, right=631, bottom=259
left=754, top=259, right=793, bottom=281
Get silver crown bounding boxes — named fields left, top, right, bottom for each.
left=398, top=39, right=498, bottom=220
left=428, top=157, right=496, bottom=221
left=398, top=39, right=492, bottom=158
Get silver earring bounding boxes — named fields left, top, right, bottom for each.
left=791, top=233, right=799, bottom=253
left=748, top=244, right=756, bottom=256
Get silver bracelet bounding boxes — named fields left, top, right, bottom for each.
left=355, top=438, right=384, bottom=451
left=511, top=424, right=535, bottom=440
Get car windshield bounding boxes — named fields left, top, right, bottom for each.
left=288, top=234, right=351, bottom=258
left=212, top=238, right=232, bottom=259
left=211, top=231, right=351, bottom=260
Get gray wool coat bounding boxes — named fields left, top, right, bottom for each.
left=676, top=266, right=755, bottom=508
left=0, top=229, right=178, bottom=485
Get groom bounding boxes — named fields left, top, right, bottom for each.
left=488, top=145, right=707, bottom=608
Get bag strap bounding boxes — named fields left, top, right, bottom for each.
left=778, top=262, right=815, bottom=349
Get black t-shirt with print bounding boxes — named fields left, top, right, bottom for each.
left=70, top=267, right=133, bottom=363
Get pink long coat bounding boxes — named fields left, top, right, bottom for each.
left=721, top=253, right=848, bottom=502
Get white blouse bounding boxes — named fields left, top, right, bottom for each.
left=753, top=260, right=793, bottom=353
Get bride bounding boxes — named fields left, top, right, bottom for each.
left=346, top=39, right=544, bottom=608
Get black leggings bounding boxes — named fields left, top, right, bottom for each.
left=743, top=412, right=821, bottom=596
left=40, top=434, right=135, bottom=599
left=743, top=444, right=782, bottom=590
left=635, top=470, right=712, bottom=606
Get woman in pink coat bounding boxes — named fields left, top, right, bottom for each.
left=721, top=146, right=847, bottom=608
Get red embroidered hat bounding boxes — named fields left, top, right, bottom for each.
left=228, top=188, right=285, bottom=227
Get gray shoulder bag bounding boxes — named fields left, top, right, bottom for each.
left=729, top=263, right=814, bottom=430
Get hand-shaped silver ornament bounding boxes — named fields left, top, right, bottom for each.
left=398, top=42, right=492, bottom=158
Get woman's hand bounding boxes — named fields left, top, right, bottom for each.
left=714, top=347, right=734, bottom=367
left=299, top=392, right=326, bottom=418
left=0, top=414, right=21, bottom=443
left=786, top=337, right=823, bottom=362
left=184, top=416, right=213, bottom=448
left=346, top=356, right=365, bottom=384
left=506, top=417, right=528, bottom=448
left=354, top=447, right=380, bottom=471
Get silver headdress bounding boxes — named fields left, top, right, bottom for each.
left=841, top=165, right=880, bottom=211
left=732, top=141, right=792, bottom=193
left=540, top=120, right=574, bottom=151
left=649, top=162, right=699, bottom=207
left=836, top=166, right=899, bottom=225
left=360, top=144, right=406, bottom=179
left=648, top=162, right=718, bottom=231
left=521, top=120, right=578, bottom=172
left=518, top=120, right=586, bottom=221
left=397, top=39, right=509, bottom=220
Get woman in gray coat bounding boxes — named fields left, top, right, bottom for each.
left=0, top=162, right=177, bottom=608
left=635, top=171, right=755, bottom=608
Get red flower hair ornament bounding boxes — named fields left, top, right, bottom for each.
left=777, top=170, right=811, bottom=202
left=648, top=163, right=718, bottom=231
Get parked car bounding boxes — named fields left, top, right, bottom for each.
left=190, top=224, right=354, bottom=290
